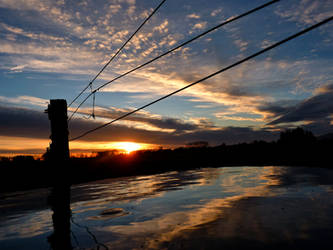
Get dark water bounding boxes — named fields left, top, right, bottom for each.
left=1, top=166, right=333, bottom=249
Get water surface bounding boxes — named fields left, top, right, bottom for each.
left=1, top=166, right=333, bottom=249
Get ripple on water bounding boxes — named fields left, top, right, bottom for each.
left=89, top=208, right=130, bottom=221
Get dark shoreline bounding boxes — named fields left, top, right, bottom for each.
left=1, top=145, right=332, bottom=194
left=1, top=128, right=332, bottom=193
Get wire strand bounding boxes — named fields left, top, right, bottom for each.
left=67, top=0, right=280, bottom=121
left=67, top=0, right=167, bottom=108
left=71, top=216, right=109, bottom=250
left=70, top=15, right=333, bottom=141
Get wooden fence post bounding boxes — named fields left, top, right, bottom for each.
left=45, top=99, right=72, bottom=249
left=46, top=99, right=70, bottom=164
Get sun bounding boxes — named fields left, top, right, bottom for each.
left=115, top=142, right=142, bottom=154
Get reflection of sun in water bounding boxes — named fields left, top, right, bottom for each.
left=115, top=142, right=142, bottom=154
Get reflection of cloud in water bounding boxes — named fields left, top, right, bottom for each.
left=162, top=195, right=333, bottom=250
left=96, top=167, right=284, bottom=249
left=219, top=166, right=282, bottom=195
left=94, top=167, right=333, bottom=249
left=103, top=197, right=237, bottom=249
left=71, top=170, right=205, bottom=213
left=194, top=168, right=221, bottom=186
left=1, top=166, right=333, bottom=249
left=0, top=209, right=52, bottom=240
left=0, top=188, right=52, bottom=241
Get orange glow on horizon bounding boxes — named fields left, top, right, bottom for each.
left=0, top=136, right=162, bottom=156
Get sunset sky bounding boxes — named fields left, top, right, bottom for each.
left=0, top=0, right=333, bottom=155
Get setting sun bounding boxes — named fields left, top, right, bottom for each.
left=67, top=141, right=156, bottom=156
left=114, top=142, right=142, bottom=154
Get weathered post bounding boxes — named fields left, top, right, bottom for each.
left=46, top=99, right=70, bottom=165
left=45, top=99, right=72, bottom=250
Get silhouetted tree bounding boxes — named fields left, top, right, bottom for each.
left=278, top=127, right=316, bottom=146
left=186, top=141, right=209, bottom=148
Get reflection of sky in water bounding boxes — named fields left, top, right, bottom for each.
left=0, top=166, right=333, bottom=249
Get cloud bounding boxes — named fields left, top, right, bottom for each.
left=211, top=8, right=222, bottom=17
left=187, top=13, right=200, bottom=19
left=0, top=95, right=48, bottom=107
left=2, top=33, right=325, bottom=130
left=0, top=106, right=50, bottom=139
left=153, top=19, right=169, bottom=34
left=70, top=119, right=279, bottom=145
left=0, top=105, right=278, bottom=148
left=269, top=84, right=333, bottom=125
left=0, top=0, right=179, bottom=77
left=1, top=0, right=328, bottom=98
left=9, top=64, right=27, bottom=72
left=74, top=106, right=206, bottom=133
left=0, top=0, right=166, bottom=76
left=260, top=39, right=274, bottom=49
left=275, top=0, right=333, bottom=26
left=109, top=4, right=122, bottom=14
left=0, top=22, right=65, bottom=42
left=263, top=84, right=333, bottom=135
left=234, top=39, right=248, bottom=52
left=0, top=0, right=55, bottom=11
left=192, top=22, right=207, bottom=30
left=102, top=61, right=270, bottom=110
left=0, top=104, right=207, bottom=141
left=0, top=40, right=105, bottom=75
left=257, top=99, right=301, bottom=119
left=215, top=113, right=263, bottom=123
left=96, top=57, right=302, bottom=127
left=0, top=0, right=332, bottom=144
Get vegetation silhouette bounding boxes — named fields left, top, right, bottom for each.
left=0, top=127, right=332, bottom=193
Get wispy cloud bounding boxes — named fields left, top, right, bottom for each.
left=0, top=22, right=65, bottom=41
left=192, top=22, right=208, bottom=30
left=0, top=95, right=48, bottom=108
left=187, top=13, right=200, bottom=19
left=275, top=0, right=333, bottom=26
left=234, top=39, right=248, bottom=52
left=72, top=105, right=211, bottom=133
left=211, top=8, right=222, bottom=17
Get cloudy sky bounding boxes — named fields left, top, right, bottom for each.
left=0, top=0, right=332, bottom=155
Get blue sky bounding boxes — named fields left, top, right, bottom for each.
left=0, top=0, right=333, bottom=154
